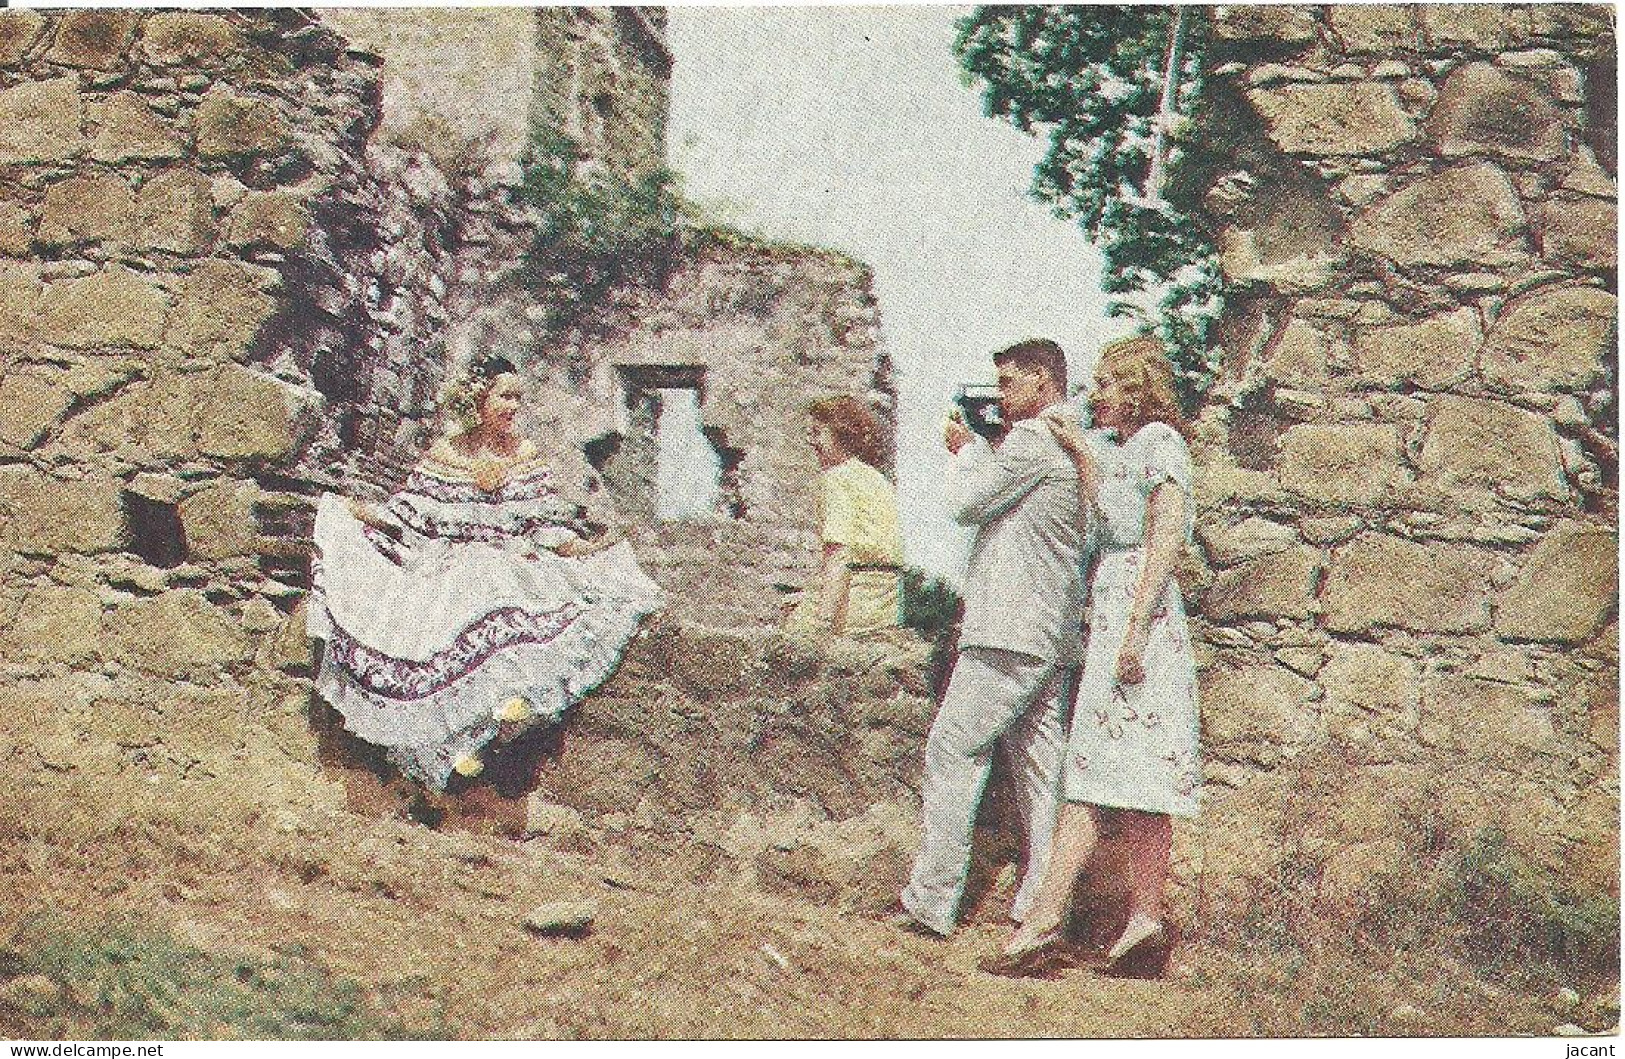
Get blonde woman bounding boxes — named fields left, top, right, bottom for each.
left=988, top=335, right=1201, bottom=975
left=785, top=395, right=903, bottom=638
left=308, top=354, right=662, bottom=794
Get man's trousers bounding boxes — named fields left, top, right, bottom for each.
left=900, top=646, right=1068, bottom=935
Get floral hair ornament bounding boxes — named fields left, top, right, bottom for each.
left=441, top=353, right=521, bottom=434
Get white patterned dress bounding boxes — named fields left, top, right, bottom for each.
left=1062, top=422, right=1202, bottom=817
left=306, top=441, right=663, bottom=790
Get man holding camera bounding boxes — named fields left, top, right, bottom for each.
left=898, top=338, right=1089, bottom=936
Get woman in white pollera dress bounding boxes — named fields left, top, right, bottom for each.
left=306, top=355, right=663, bottom=793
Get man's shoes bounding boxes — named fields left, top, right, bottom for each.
left=884, top=902, right=946, bottom=938
left=978, top=929, right=1069, bottom=978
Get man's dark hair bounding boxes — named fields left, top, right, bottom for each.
left=993, top=338, right=1068, bottom=392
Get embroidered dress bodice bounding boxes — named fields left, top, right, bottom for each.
left=1093, top=421, right=1195, bottom=553
left=385, top=440, right=586, bottom=545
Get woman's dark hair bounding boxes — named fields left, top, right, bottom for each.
left=470, top=353, right=517, bottom=380
left=442, top=354, right=521, bottom=433
left=807, top=395, right=891, bottom=471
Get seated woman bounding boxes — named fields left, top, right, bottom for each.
left=782, top=396, right=903, bottom=639
left=306, top=354, right=663, bottom=794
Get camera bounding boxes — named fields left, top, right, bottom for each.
left=955, top=384, right=1006, bottom=441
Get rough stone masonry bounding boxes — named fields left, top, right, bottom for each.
left=1183, top=4, right=1617, bottom=907
left=0, top=9, right=430, bottom=814
left=0, top=9, right=890, bottom=821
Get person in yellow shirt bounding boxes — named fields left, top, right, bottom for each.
left=785, top=396, right=903, bottom=638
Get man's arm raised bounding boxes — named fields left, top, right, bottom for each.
left=947, top=424, right=1052, bottom=526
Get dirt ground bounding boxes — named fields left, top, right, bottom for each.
left=0, top=770, right=1605, bottom=1042
left=0, top=631, right=1612, bottom=1040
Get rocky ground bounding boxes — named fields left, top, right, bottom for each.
left=0, top=627, right=1616, bottom=1040
left=0, top=783, right=1609, bottom=1041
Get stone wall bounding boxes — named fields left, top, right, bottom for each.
left=305, top=7, right=884, bottom=630
left=259, top=7, right=676, bottom=505
left=0, top=6, right=891, bottom=819
left=319, top=9, right=542, bottom=178
left=551, top=237, right=890, bottom=629
left=318, top=8, right=668, bottom=184
left=1184, top=4, right=1618, bottom=905
left=534, top=8, right=671, bottom=181
left=0, top=10, right=380, bottom=810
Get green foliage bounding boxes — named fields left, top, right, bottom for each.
left=955, top=6, right=1223, bottom=406
left=899, top=567, right=962, bottom=640
left=8, top=921, right=436, bottom=1040
left=900, top=567, right=963, bottom=697
left=512, top=124, right=682, bottom=333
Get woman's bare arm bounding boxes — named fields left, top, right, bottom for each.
left=556, top=529, right=621, bottom=557
left=818, top=542, right=852, bottom=635
left=1118, top=481, right=1184, bottom=685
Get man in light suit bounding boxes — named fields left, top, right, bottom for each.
left=898, top=338, right=1089, bottom=936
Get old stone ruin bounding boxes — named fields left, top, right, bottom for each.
left=0, top=4, right=1617, bottom=996
left=0, top=6, right=921, bottom=927
left=1183, top=4, right=1617, bottom=919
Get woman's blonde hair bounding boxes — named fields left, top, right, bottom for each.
left=1096, top=335, right=1189, bottom=439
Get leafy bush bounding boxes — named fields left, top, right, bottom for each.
left=900, top=568, right=962, bottom=698
left=6, top=921, right=435, bottom=1041
left=511, top=125, right=681, bottom=333
left=899, top=567, right=962, bottom=640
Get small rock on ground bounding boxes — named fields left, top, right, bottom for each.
left=523, top=900, right=597, bottom=937
left=0, top=973, right=62, bottom=1009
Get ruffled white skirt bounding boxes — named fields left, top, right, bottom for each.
left=306, top=493, right=662, bottom=789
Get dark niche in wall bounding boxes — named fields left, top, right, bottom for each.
left=121, top=491, right=187, bottom=569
